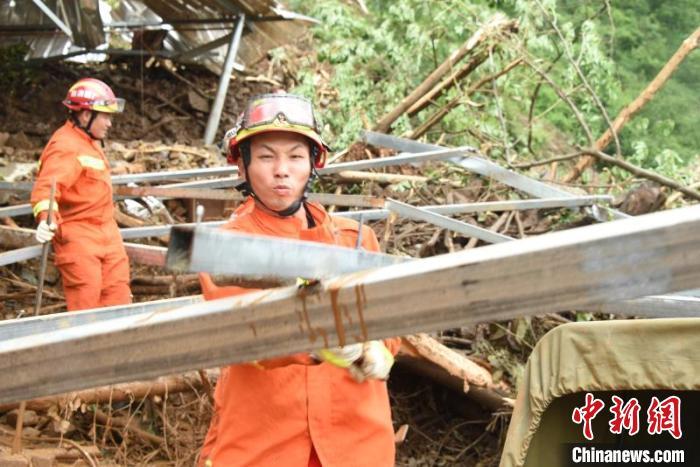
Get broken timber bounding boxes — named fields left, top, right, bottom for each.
left=1, top=204, right=699, bottom=404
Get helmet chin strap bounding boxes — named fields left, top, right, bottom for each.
left=70, top=110, right=99, bottom=140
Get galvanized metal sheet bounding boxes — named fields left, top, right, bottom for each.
left=166, top=226, right=410, bottom=279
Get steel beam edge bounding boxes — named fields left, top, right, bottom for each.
left=1, top=204, right=699, bottom=403
left=0, top=295, right=203, bottom=341
left=361, top=131, right=629, bottom=221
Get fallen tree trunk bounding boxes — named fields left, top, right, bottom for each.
left=406, top=49, right=491, bottom=117
left=395, top=356, right=512, bottom=412
left=410, top=58, right=523, bottom=139
left=564, top=27, right=700, bottom=183
left=373, top=14, right=518, bottom=133
left=0, top=370, right=218, bottom=414
left=401, top=334, right=495, bottom=390
left=578, top=148, right=700, bottom=202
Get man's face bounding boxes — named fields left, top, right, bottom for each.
left=77, top=110, right=112, bottom=139
left=240, top=131, right=312, bottom=212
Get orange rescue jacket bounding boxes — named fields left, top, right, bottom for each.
left=30, top=121, right=114, bottom=224
left=199, top=198, right=400, bottom=467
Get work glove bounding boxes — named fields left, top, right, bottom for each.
left=311, top=343, right=363, bottom=369
left=35, top=220, right=57, bottom=244
left=353, top=341, right=395, bottom=382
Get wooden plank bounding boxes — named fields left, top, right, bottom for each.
left=0, top=205, right=699, bottom=404
left=124, top=243, right=167, bottom=266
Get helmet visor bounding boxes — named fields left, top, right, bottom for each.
left=243, top=95, right=316, bottom=131
left=92, top=98, right=126, bottom=113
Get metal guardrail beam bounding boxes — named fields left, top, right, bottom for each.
left=0, top=181, right=33, bottom=192
left=320, top=147, right=473, bottom=175
left=0, top=204, right=699, bottom=403
left=114, top=186, right=242, bottom=201
left=0, top=147, right=475, bottom=218
left=0, top=204, right=32, bottom=217
left=361, top=132, right=628, bottom=221
left=155, top=147, right=471, bottom=189
left=593, top=295, right=700, bottom=319
left=335, top=196, right=614, bottom=221
left=30, top=0, right=73, bottom=38
left=0, top=296, right=203, bottom=341
left=0, top=245, right=42, bottom=266
left=204, top=14, right=245, bottom=145
left=111, top=166, right=238, bottom=185
left=166, top=227, right=409, bottom=279
left=0, top=167, right=241, bottom=194
left=385, top=199, right=512, bottom=243
left=120, top=221, right=226, bottom=240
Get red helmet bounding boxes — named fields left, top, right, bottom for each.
left=62, top=78, right=125, bottom=113
left=224, top=93, right=330, bottom=168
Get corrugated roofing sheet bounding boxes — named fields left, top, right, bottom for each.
left=0, top=0, right=311, bottom=73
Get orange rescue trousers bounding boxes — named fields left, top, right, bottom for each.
left=53, top=220, right=131, bottom=311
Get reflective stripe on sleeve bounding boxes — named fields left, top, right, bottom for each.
left=77, top=155, right=106, bottom=171
left=33, top=199, right=59, bottom=217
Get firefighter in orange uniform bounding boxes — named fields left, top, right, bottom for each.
left=30, top=78, right=131, bottom=311
left=198, top=93, right=400, bottom=467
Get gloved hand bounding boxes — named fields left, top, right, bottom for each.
left=35, top=220, right=57, bottom=243
left=311, top=343, right=363, bottom=369
left=353, top=341, right=394, bottom=382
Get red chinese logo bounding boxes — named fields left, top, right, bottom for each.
left=647, top=396, right=682, bottom=439
left=609, top=395, right=641, bottom=436
left=572, top=393, right=606, bottom=440
left=573, top=393, right=683, bottom=440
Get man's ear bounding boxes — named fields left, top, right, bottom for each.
left=237, top=158, right=246, bottom=180
left=76, top=110, right=91, bottom=126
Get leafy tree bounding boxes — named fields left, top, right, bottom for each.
left=288, top=0, right=697, bottom=185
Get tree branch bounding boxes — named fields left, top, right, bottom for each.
left=524, top=57, right=595, bottom=145
left=579, top=148, right=700, bottom=201
left=534, top=0, right=623, bottom=158
left=564, top=27, right=700, bottom=183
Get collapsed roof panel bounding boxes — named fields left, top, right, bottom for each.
left=0, top=0, right=314, bottom=73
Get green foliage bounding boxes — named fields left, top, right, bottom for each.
left=561, top=0, right=699, bottom=171
left=288, top=0, right=697, bottom=185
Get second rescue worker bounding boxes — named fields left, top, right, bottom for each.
left=30, top=78, right=131, bottom=311
left=198, top=93, right=400, bottom=466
